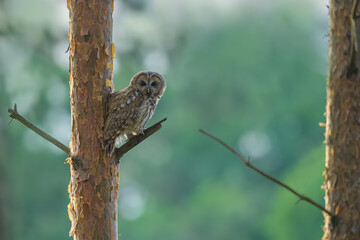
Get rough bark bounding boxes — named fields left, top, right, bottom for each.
left=0, top=170, right=7, bottom=240
left=67, top=1, right=118, bottom=239
left=323, top=0, right=360, bottom=239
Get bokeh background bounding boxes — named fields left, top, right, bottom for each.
left=0, top=0, right=329, bottom=239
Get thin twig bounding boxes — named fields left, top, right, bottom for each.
left=8, top=104, right=70, bottom=154
left=199, top=129, right=336, bottom=218
left=114, top=118, right=167, bottom=162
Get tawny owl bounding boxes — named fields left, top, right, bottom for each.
left=103, top=71, right=166, bottom=156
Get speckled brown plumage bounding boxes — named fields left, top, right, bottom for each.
left=103, top=71, right=166, bottom=156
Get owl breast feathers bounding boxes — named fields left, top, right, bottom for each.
left=103, top=71, right=166, bottom=156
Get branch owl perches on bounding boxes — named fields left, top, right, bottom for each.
left=103, top=71, right=166, bottom=156
left=7, top=71, right=166, bottom=163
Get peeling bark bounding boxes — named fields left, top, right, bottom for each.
left=67, top=0, right=118, bottom=239
left=323, top=0, right=360, bottom=239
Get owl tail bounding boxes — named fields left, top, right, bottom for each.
left=103, top=134, right=128, bottom=157
left=105, top=143, right=116, bottom=157
left=102, top=137, right=114, bottom=157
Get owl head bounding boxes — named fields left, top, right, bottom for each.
left=130, top=71, right=166, bottom=99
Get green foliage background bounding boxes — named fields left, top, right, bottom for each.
left=0, top=0, right=328, bottom=239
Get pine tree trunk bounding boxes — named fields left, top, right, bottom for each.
left=67, top=1, right=118, bottom=239
left=0, top=170, right=7, bottom=240
left=323, top=0, right=360, bottom=239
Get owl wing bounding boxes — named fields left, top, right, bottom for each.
left=103, top=88, right=142, bottom=154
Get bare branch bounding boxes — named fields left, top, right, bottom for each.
left=8, top=103, right=167, bottom=162
left=113, top=118, right=167, bottom=162
left=199, top=129, right=336, bottom=218
left=8, top=104, right=70, bottom=155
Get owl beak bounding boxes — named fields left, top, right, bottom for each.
left=147, top=88, right=150, bottom=94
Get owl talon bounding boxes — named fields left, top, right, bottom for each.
left=115, top=134, right=128, bottom=148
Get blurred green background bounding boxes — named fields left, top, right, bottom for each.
left=0, top=0, right=329, bottom=239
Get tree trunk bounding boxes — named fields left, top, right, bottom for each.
left=0, top=170, right=7, bottom=240
left=67, top=1, right=118, bottom=239
left=323, top=0, right=360, bottom=239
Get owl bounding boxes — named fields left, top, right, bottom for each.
left=103, top=71, right=166, bottom=156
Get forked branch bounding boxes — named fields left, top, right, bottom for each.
left=199, top=129, right=336, bottom=218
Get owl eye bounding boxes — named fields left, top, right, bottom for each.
left=140, top=81, right=146, bottom=86
left=151, top=82, right=157, bottom=87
